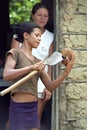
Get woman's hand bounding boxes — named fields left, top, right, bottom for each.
left=42, top=88, right=52, bottom=102
left=32, top=61, right=45, bottom=72
left=64, top=51, right=75, bottom=75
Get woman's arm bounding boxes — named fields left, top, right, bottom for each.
left=11, top=38, right=19, bottom=49
left=42, top=42, right=53, bottom=101
left=40, top=52, right=75, bottom=91
left=3, top=54, right=45, bottom=81
left=48, top=42, right=54, bottom=76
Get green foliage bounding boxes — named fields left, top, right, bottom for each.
left=9, top=0, right=40, bottom=25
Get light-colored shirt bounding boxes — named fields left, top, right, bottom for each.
left=32, top=29, right=54, bottom=96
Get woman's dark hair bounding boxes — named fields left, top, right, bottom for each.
left=16, top=21, right=40, bottom=42
left=30, top=2, right=49, bottom=20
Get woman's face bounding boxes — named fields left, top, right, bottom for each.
left=31, top=8, right=49, bottom=28
left=27, top=28, right=41, bottom=48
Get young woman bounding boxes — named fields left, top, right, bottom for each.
left=11, top=2, right=54, bottom=120
left=3, top=21, right=75, bottom=130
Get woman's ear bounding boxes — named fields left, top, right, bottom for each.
left=23, top=32, right=29, bottom=39
left=30, top=14, right=34, bottom=21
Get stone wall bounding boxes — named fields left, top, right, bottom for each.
left=59, top=0, right=87, bottom=130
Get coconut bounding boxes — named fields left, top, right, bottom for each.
left=62, top=48, right=74, bottom=61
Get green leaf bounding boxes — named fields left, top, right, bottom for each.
left=10, top=0, right=41, bottom=25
